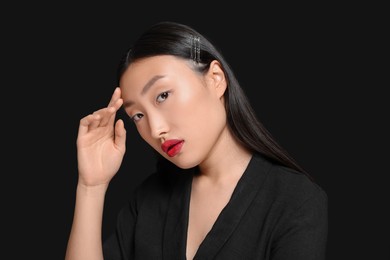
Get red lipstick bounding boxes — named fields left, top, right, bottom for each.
left=161, top=139, right=184, bottom=157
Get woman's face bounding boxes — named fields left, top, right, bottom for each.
left=120, top=55, right=228, bottom=169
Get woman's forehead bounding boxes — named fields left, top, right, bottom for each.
left=130, top=55, right=189, bottom=71
left=121, top=56, right=194, bottom=85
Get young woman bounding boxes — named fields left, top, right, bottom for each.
left=65, top=21, right=328, bottom=260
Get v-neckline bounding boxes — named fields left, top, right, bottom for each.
left=162, top=154, right=272, bottom=260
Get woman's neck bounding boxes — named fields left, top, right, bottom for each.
left=197, top=127, right=252, bottom=184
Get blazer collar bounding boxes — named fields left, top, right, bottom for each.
left=162, top=153, right=272, bottom=260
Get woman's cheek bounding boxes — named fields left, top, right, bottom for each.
left=137, top=124, right=151, bottom=143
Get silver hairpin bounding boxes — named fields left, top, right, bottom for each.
left=191, top=35, right=201, bottom=63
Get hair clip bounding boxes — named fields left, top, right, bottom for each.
left=190, top=35, right=201, bottom=63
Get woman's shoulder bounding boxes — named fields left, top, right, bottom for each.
left=253, top=153, right=328, bottom=208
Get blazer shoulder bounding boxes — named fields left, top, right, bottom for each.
left=266, top=163, right=328, bottom=208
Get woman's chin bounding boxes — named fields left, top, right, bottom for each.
left=167, top=156, right=199, bottom=170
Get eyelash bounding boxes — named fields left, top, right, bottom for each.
left=156, top=91, right=170, bottom=103
left=131, top=91, right=171, bottom=122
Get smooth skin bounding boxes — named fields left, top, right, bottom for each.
left=65, top=56, right=252, bottom=260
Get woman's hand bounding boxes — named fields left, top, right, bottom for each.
left=76, top=87, right=126, bottom=187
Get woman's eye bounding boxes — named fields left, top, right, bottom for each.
left=131, top=113, right=143, bottom=122
left=156, top=91, right=170, bottom=103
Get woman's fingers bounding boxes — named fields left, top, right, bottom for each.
left=114, top=119, right=126, bottom=149
left=78, top=107, right=112, bottom=135
left=89, top=112, right=102, bottom=130
left=107, top=87, right=121, bottom=108
left=101, top=98, right=123, bottom=127
left=78, top=113, right=100, bottom=136
left=101, top=87, right=123, bottom=127
left=78, top=87, right=123, bottom=137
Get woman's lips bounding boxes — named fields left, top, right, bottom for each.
left=161, top=139, right=184, bottom=157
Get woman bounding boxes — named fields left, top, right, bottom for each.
left=65, top=21, right=328, bottom=260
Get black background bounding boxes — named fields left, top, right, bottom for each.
left=4, top=1, right=388, bottom=259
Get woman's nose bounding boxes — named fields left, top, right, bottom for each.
left=148, top=112, right=169, bottom=140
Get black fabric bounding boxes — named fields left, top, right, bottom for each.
left=103, top=153, right=328, bottom=260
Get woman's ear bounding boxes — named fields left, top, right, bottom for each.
left=207, top=60, right=227, bottom=99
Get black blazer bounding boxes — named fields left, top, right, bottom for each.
left=103, top=153, right=328, bottom=260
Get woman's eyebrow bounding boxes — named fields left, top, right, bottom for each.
left=123, top=75, right=166, bottom=108
left=141, top=75, right=166, bottom=95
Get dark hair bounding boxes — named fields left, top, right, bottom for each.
left=117, top=21, right=314, bottom=181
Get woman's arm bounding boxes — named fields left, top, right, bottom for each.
left=65, top=87, right=126, bottom=260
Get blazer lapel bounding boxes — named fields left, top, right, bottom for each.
left=162, top=169, right=194, bottom=260
left=194, top=154, right=272, bottom=259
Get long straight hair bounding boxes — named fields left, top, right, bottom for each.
left=117, top=21, right=314, bottom=182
